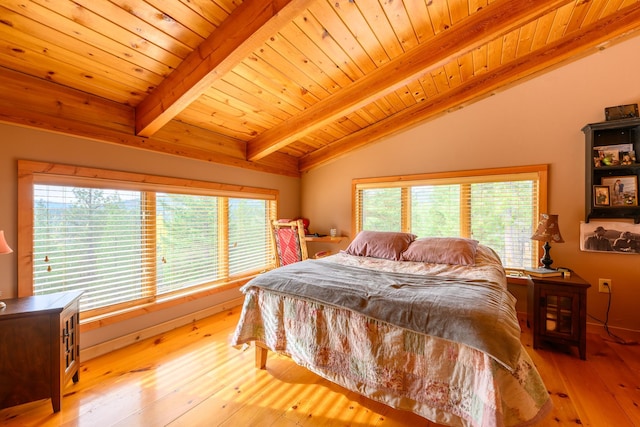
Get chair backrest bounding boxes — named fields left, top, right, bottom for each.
left=271, top=219, right=308, bottom=267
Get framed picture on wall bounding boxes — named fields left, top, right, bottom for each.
left=593, top=185, right=610, bottom=207
left=580, top=221, right=640, bottom=254
left=602, top=175, right=638, bottom=206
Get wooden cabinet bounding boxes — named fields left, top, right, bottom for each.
left=527, top=273, right=590, bottom=360
left=583, top=117, right=640, bottom=223
left=0, top=291, right=83, bottom=412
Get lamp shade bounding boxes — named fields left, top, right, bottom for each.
left=0, top=230, right=13, bottom=254
left=531, top=214, right=564, bottom=243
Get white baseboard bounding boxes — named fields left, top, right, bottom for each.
left=587, top=321, right=640, bottom=343
left=81, top=297, right=245, bottom=361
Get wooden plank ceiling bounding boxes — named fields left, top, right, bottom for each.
left=1, top=0, right=640, bottom=177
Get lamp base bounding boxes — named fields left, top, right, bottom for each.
left=540, top=241, right=554, bottom=269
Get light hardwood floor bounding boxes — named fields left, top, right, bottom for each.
left=1, top=306, right=639, bottom=426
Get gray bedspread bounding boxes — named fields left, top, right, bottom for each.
left=241, top=258, right=522, bottom=371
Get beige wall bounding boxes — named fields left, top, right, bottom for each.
left=0, top=128, right=301, bottom=347
left=302, top=34, right=640, bottom=334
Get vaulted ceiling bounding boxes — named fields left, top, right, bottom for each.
left=1, top=0, right=639, bottom=177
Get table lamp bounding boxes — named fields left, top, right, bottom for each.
left=529, top=213, right=564, bottom=271
left=0, top=230, right=13, bottom=309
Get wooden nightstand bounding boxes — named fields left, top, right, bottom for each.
left=527, top=272, right=591, bottom=360
left=0, top=290, right=83, bottom=412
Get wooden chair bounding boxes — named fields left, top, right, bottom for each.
left=271, top=219, right=330, bottom=267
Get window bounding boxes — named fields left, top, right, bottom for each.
left=18, top=160, right=277, bottom=318
left=353, top=165, right=548, bottom=269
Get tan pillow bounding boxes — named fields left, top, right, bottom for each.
left=400, top=237, right=479, bottom=265
left=344, top=231, right=416, bottom=261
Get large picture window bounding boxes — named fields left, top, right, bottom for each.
left=353, top=165, right=548, bottom=269
left=19, top=160, right=277, bottom=319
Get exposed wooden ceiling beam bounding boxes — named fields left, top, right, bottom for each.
left=135, top=0, right=315, bottom=137
left=246, top=0, right=573, bottom=161
left=0, top=67, right=300, bottom=177
left=298, top=3, right=640, bottom=172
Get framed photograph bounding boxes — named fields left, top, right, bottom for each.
left=621, top=151, right=636, bottom=165
left=602, top=149, right=620, bottom=166
left=580, top=221, right=640, bottom=254
left=605, top=103, right=639, bottom=121
left=593, top=144, right=633, bottom=167
left=593, top=185, right=610, bottom=206
left=601, top=175, right=638, bottom=206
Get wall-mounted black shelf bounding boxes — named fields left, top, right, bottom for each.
left=583, top=117, right=640, bottom=224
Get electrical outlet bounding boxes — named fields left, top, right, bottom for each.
left=598, top=278, right=612, bottom=293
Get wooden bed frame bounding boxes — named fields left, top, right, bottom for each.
left=255, top=342, right=268, bottom=369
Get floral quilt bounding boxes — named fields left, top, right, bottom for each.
left=231, top=249, right=552, bottom=426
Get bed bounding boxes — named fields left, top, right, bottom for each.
left=231, top=231, right=552, bottom=427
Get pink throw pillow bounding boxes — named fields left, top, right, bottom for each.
left=400, top=237, right=479, bottom=265
left=344, top=231, right=416, bottom=261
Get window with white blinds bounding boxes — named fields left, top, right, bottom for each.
left=354, top=165, right=548, bottom=269
left=227, top=198, right=272, bottom=276
left=33, top=186, right=153, bottom=311
left=155, top=193, right=221, bottom=296
left=20, top=160, right=278, bottom=316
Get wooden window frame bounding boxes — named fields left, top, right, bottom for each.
left=352, top=164, right=548, bottom=269
left=18, top=160, right=278, bottom=331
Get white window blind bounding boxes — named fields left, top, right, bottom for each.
left=411, top=185, right=461, bottom=236
left=27, top=167, right=277, bottom=315
left=469, top=180, right=537, bottom=268
left=354, top=166, right=546, bottom=269
left=33, top=185, right=153, bottom=311
left=228, top=198, right=273, bottom=276
left=360, top=188, right=402, bottom=231
left=156, top=193, right=220, bottom=295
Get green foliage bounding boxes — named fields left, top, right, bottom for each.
left=34, top=186, right=144, bottom=309
left=361, top=188, right=402, bottom=231
left=33, top=185, right=273, bottom=312
left=411, top=185, right=460, bottom=237
left=228, top=198, right=270, bottom=275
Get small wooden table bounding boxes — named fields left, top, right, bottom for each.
left=0, top=291, right=83, bottom=412
left=304, top=235, right=344, bottom=243
left=527, top=273, right=590, bottom=359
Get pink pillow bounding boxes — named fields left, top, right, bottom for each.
left=344, top=231, right=416, bottom=260
left=400, top=237, right=479, bottom=265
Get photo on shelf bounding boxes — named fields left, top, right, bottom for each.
left=601, top=175, right=638, bottom=207
left=580, top=221, right=640, bottom=254
left=593, top=185, right=610, bottom=207
left=593, top=144, right=633, bottom=167
left=621, top=151, right=636, bottom=165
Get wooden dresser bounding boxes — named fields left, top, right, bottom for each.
left=0, top=290, right=83, bottom=412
